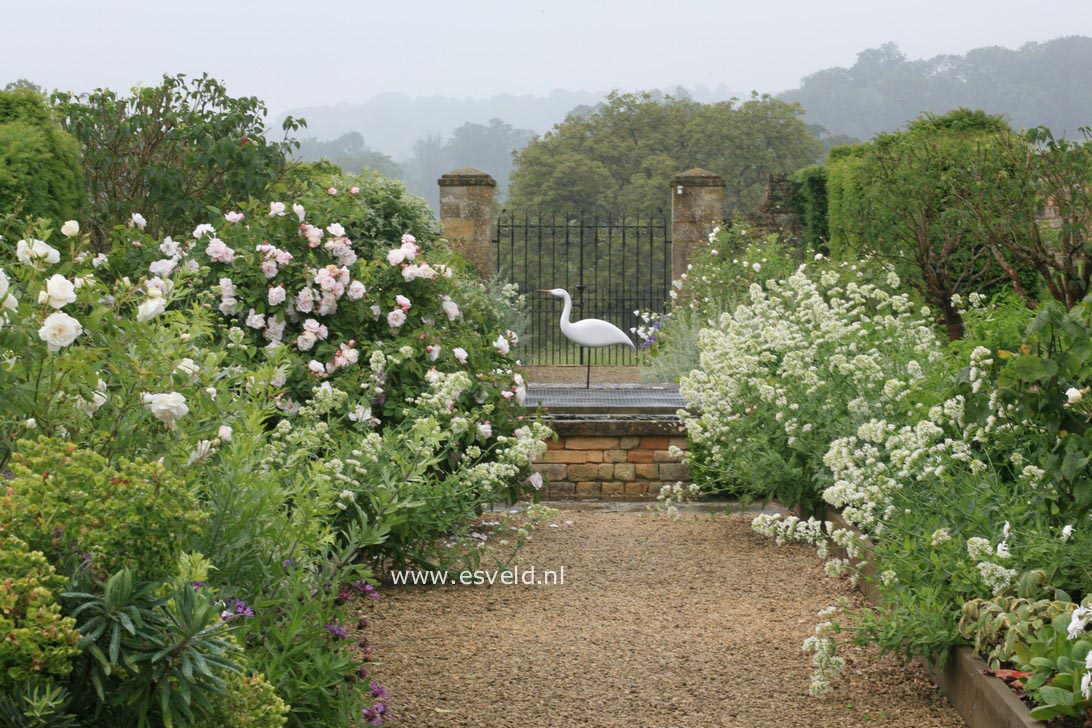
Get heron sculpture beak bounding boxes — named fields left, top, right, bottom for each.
left=538, top=289, right=553, bottom=293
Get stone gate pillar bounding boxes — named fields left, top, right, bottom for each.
left=670, top=168, right=725, bottom=282
left=438, top=168, right=496, bottom=277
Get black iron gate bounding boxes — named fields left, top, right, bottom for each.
left=493, top=211, right=672, bottom=366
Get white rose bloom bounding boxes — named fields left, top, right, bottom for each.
left=16, top=239, right=61, bottom=267
left=0, top=268, right=18, bottom=317
left=218, top=425, right=233, bottom=441
left=292, top=203, right=305, bottom=221
left=137, top=297, right=167, bottom=322
left=387, top=248, right=406, bottom=266
left=269, top=201, right=286, bottom=217
left=38, top=312, right=83, bottom=351
left=130, top=213, right=147, bottom=230
left=347, top=280, right=366, bottom=300
left=442, top=298, right=460, bottom=321
left=38, top=275, right=76, bottom=308
left=1067, top=387, right=1083, bottom=404
left=142, top=392, right=188, bottom=425
left=453, top=347, right=468, bottom=364
left=268, top=286, right=286, bottom=306
left=61, top=220, right=80, bottom=238
left=149, top=258, right=177, bottom=276
left=387, top=309, right=406, bottom=328
left=493, top=335, right=510, bottom=355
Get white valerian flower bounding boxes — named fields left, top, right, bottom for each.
left=1067, top=387, right=1083, bottom=404
left=142, top=392, right=188, bottom=425
left=60, top=220, right=80, bottom=237
left=129, top=212, right=147, bottom=230
left=996, top=541, right=1010, bottom=559
left=38, top=312, right=82, bottom=351
left=137, top=296, right=166, bottom=322
left=37, top=275, right=77, bottom=309
left=16, top=238, right=61, bottom=267
left=966, top=537, right=992, bottom=560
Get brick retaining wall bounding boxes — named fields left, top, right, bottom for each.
left=532, top=416, right=690, bottom=498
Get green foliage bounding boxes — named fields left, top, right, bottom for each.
left=64, top=571, right=243, bottom=727
left=0, top=89, right=84, bottom=222
left=959, top=586, right=1074, bottom=668
left=199, top=671, right=288, bottom=728
left=994, top=299, right=1092, bottom=516
left=508, top=91, right=821, bottom=215
left=824, top=144, right=867, bottom=255
left=830, top=110, right=1021, bottom=339
left=1013, top=609, right=1092, bottom=722
left=3, top=438, right=204, bottom=580
left=51, top=73, right=304, bottom=243
left=0, top=535, right=81, bottom=689
left=788, top=165, right=828, bottom=249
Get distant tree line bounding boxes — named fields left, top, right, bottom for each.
left=780, top=36, right=1092, bottom=142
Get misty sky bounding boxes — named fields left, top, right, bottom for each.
left=4, top=0, right=1089, bottom=115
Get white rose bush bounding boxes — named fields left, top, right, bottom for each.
left=0, top=168, right=544, bottom=726
left=663, top=225, right=1092, bottom=719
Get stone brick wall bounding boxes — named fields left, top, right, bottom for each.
left=532, top=417, right=690, bottom=498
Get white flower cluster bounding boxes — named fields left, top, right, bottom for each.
left=681, top=263, right=938, bottom=496
left=802, top=619, right=846, bottom=697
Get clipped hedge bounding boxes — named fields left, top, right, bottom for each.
left=0, top=89, right=84, bottom=223
left=788, top=164, right=828, bottom=249
left=824, top=143, right=868, bottom=257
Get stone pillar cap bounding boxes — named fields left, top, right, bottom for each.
left=438, top=168, right=497, bottom=187
left=670, top=168, right=725, bottom=187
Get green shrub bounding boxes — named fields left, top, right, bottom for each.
left=0, top=535, right=81, bottom=689
left=788, top=164, right=828, bottom=249
left=3, top=438, right=204, bottom=580
left=50, top=73, right=302, bottom=243
left=200, top=671, right=289, bottom=728
left=824, top=143, right=866, bottom=256
left=0, top=89, right=84, bottom=222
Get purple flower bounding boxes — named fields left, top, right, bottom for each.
left=362, top=701, right=388, bottom=725
left=354, top=580, right=381, bottom=601
left=370, top=682, right=389, bottom=700
left=325, top=622, right=349, bottom=639
left=220, top=598, right=254, bottom=620
left=191, top=581, right=205, bottom=589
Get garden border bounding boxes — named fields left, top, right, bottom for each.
left=823, top=507, right=1042, bottom=728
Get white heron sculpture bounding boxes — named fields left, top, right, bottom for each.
left=539, top=288, right=635, bottom=388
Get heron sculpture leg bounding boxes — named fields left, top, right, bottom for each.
left=585, top=352, right=591, bottom=389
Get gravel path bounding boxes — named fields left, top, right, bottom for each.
left=364, top=511, right=964, bottom=728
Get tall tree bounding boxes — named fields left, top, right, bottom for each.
left=295, top=132, right=402, bottom=179
left=507, top=91, right=821, bottom=215
left=51, top=73, right=303, bottom=242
